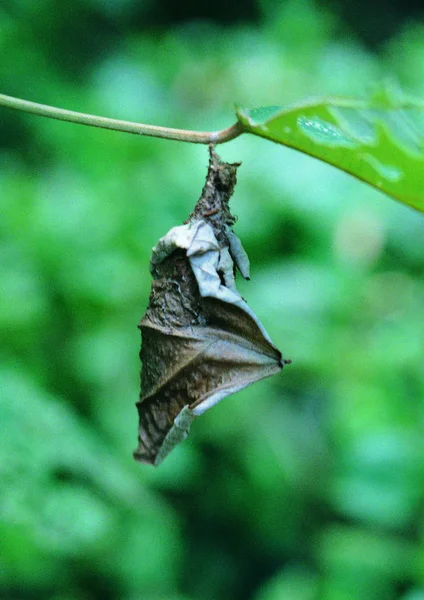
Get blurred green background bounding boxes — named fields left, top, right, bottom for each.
left=1, top=1, right=424, bottom=599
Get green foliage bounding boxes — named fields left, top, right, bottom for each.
left=237, top=89, right=424, bottom=212
left=1, top=2, right=424, bottom=600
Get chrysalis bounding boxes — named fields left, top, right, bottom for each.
left=134, top=147, right=291, bottom=465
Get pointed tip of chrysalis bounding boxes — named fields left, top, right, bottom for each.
left=279, top=358, right=292, bottom=368
left=133, top=448, right=154, bottom=465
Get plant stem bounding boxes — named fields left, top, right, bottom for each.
left=0, top=93, right=244, bottom=144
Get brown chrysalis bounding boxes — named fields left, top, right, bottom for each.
left=134, top=147, right=291, bottom=465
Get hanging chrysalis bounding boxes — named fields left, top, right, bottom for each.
left=134, top=146, right=291, bottom=466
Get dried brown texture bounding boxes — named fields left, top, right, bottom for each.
left=187, top=146, right=240, bottom=244
left=134, top=147, right=290, bottom=465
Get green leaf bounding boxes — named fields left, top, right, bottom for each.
left=236, top=91, right=424, bottom=213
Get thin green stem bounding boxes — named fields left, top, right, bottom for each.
left=0, top=93, right=244, bottom=144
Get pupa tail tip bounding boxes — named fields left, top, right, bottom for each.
left=133, top=448, right=157, bottom=466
